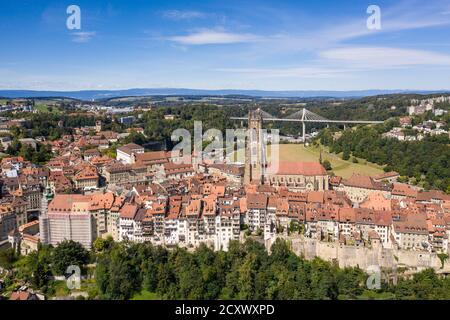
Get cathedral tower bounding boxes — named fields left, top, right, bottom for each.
left=244, top=108, right=266, bottom=185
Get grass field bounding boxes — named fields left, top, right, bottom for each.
left=131, top=290, right=161, bottom=300
left=35, top=103, right=62, bottom=114
left=230, top=143, right=385, bottom=179
left=271, top=144, right=385, bottom=178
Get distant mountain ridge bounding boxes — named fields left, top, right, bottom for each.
left=0, top=88, right=449, bottom=100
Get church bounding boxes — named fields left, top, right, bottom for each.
left=243, top=108, right=329, bottom=192
left=264, top=162, right=329, bottom=191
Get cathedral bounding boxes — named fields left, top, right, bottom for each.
left=243, top=108, right=328, bottom=191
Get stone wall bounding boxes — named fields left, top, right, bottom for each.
left=267, top=235, right=450, bottom=273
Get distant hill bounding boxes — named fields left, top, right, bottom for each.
left=0, top=88, right=449, bottom=100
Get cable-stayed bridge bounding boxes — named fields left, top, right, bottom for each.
left=230, top=108, right=383, bottom=142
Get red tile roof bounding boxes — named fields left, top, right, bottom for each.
left=119, top=203, right=139, bottom=219
left=266, top=162, right=327, bottom=176
left=246, top=193, right=268, bottom=210
left=392, top=183, right=418, bottom=198
left=135, top=151, right=169, bottom=164
left=48, top=194, right=91, bottom=212
left=343, top=174, right=391, bottom=190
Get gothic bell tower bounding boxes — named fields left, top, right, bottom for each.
left=244, top=108, right=266, bottom=185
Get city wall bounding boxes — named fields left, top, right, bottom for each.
left=266, top=236, right=450, bottom=273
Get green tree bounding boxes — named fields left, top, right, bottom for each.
left=52, top=240, right=90, bottom=275
left=21, top=244, right=53, bottom=290
left=322, top=159, right=332, bottom=171
left=0, top=248, right=17, bottom=269
left=342, top=149, right=350, bottom=161
left=93, top=236, right=114, bottom=253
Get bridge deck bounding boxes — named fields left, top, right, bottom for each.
left=230, top=117, right=383, bottom=124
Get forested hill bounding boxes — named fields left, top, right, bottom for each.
left=1, top=89, right=449, bottom=100
left=218, top=93, right=450, bottom=123
left=306, top=94, right=450, bottom=121
left=318, top=125, right=450, bottom=192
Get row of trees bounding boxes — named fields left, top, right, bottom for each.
left=94, top=239, right=450, bottom=300
left=95, top=239, right=367, bottom=300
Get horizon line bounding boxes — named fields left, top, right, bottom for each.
left=1, top=87, right=450, bottom=93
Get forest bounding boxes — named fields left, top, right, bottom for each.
left=2, top=239, right=450, bottom=300
left=0, top=111, right=125, bottom=141
left=317, top=124, right=450, bottom=192
left=4, top=139, right=53, bottom=164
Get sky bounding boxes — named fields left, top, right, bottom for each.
left=0, top=0, right=450, bottom=91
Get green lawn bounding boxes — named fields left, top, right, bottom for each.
left=34, top=103, right=62, bottom=114
left=131, top=290, right=161, bottom=300
left=47, top=280, right=71, bottom=297
left=271, top=144, right=385, bottom=178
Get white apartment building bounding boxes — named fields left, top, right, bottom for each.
left=244, top=194, right=268, bottom=231
left=116, top=143, right=144, bottom=164
left=392, top=214, right=429, bottom=251
left=215, top=198, right=241, bottom=251
left=118, top=203, right=139, bottom=242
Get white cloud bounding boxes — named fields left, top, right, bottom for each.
left=167, top=30, right=261, bottom=45
left=368, top=1, right=450, bottom=33
left=163, top=10, right=206, bottom=20
left=215, top=46, right=450, bottom=80
left=227, top=1, right=450, bottom=56
left=162, top=2, right=450, bottom=50
left=215, top=67, right=350, bottom=79
left=71, top=32, right=96, bottom=43
left=320, top=47, right=450, bottom=68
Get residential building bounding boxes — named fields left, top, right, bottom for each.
left=116, top=143, right=144, bottom=164
left=40, top=194, right=94, bottom=249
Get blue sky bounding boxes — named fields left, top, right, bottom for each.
left=1, top=0, right=450, bottom=91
